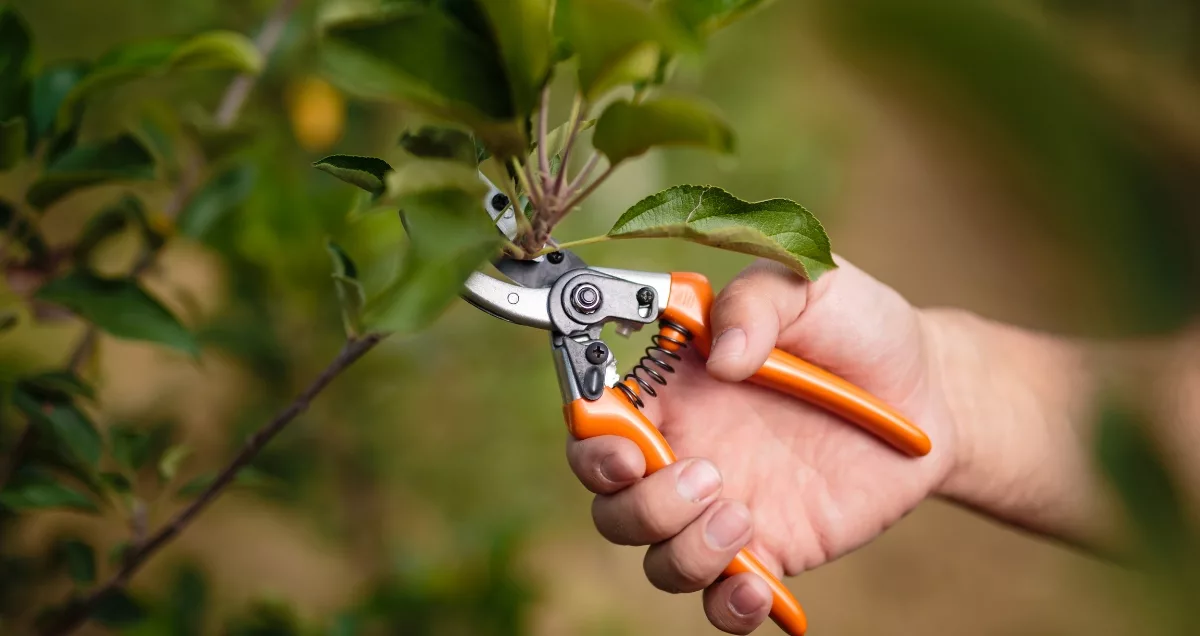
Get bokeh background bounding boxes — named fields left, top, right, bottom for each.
left=3, top=0, right=1199, bottom=634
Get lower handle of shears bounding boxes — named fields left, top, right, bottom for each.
left=565, top=389, right=808, bottom=636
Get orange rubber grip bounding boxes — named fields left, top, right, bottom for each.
left=566, top=389, right=808, bottom=636
left=661, top=272, right=932, bottom=457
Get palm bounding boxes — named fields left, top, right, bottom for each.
left=649, top=265, right=956, bottom=578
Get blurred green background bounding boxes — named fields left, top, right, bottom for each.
left=2, top=0, right=1199, bottom=634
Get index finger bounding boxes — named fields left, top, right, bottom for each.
left=566, top=434, right=646, bottom=495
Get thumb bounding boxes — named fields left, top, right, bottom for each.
left=706, top=260, right=811, bottom=382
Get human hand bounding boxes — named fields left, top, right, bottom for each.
left=566, top=257, right=960, bottom=634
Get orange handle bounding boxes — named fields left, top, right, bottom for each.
left=661, top=272, right=932, bottom=457
left=566, top=389, right=808, bottom=636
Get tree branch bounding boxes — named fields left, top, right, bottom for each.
left=40, top=333, right=386, bottom=636
left=214, top=0, right=301, bottom=127
left=60, top=0, right=301, bottom=373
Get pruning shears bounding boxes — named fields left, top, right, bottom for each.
left=464, top=182, right=932, bottom=636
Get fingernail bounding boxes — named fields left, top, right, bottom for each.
left=600, top=454, right=636, bottom=483
left=728, top=579, right=767, bottom=617
left=710, top=328, right=746, bottom=362
left=676, top=460, right=721, bottom=503
left=705, top=502, right=751, bottom=550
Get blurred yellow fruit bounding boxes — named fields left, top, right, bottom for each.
left=287, top=76, right=345, bottom=152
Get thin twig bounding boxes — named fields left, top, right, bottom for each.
left=66, top=329, right=97, bottom=374
left=562, top=164, right=616, bottom=215
left=33, top=2, right=310, bottom=629
left=60, top=0, right=300, bottom=374
left=512, top=158, right=540, bottom=208
left=40, top=333, right=386, bottom=636
left=0, top=421, right=35, bottom=498
left=214, top=0, right=301, bottom=126
left=566, top=153, right=601, bottom=195
left=495, top=173, right=533, bottom=238
left=552, top=95, right=585, bottom=198
left=532, top=234, right=612, bottom=256
left=536, top=86, right=551, bottom=190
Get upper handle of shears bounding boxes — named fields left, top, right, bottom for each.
left=661, top=272, right=932, bottom=457
left=565, top=389, right=809, bottom=636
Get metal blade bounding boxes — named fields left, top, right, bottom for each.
left=494, top=249, right=588, bottom=288
left=480, top=171, right=589, bottom=288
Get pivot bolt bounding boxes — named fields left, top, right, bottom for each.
left=571, top=283, right=602, bottom=314
left=585, top=342, right=609, bottom=365
left=636, top=287, right=655, bottom=306
left=547, top=251, right=565, bottom=264
left=490, top=192, right=510, bottom=211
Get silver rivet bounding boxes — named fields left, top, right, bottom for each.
left=507, top=293, right=519, bottom=304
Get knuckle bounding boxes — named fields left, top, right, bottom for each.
left=717, top=278, right=762, bottom=306
left=630, top=490, right=671, bottom=540
left=663, top=544, right=713, bottom=592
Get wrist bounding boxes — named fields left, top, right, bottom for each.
left=919, top=308, right=1106, bottom=544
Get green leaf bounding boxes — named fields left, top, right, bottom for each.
left=158, top=445, right=191, bottom=483
left=314, top=155, right=393, bottom=197
left=169, top=565, right=208, bottom=636
left=131, top=115, right=177, bottom=175
left=593, top=97, right=733, bottom=165
left=555, top=0, right=693, bottom=100
left=182, top=108, right=257, bottom=162
left=168, top=31, right=263, bottom=73
left=326, top=241, right=366, bottom=338
left=476, top=0, right=555, bottom=117
left=93, top=589, right=145, bottom=627
left=12, top=388, right=102, bottom=468
left=399, top=125, right=477, bottom=166
left=35, top=271, right=198, bottom=355
left=30, top=62, right=89, bottom=141
left=57, top=539, right=96, bottom=585
left=383, top=158, right=487, bottom=203
left=99, top=471, right=132, bottom=494
left=0, top=117, right=25, bottom=170
left=176, top=467, right=274, bottom=498
left=108, top=541, right=133, bottom=566
left=364, top=187, right=502, bottom=334
left=0, top=7, right=32, bottom=123
left=17, top=370, right=95, bottom=401
left=73, top=195, right=164, bottom=268
left=0, top=198, right=49, bottom=267
left=656, top=0, right=773, bottom=37
left=320, top=4, right=524, bottom=157
left=177, top=164, right=256, bottom=239
left=531, top=118, right=597, bottom=164
left=0, top=480, right=98, bottom=513
left=26, top=134, right=156, bottom=210
left=608, top=185, right=835, bottom=279
left=108, top=420, right=154, bottom=470
left=59, top=31, right=263, bottom=130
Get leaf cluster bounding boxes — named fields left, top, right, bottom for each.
left=312, top=0, right=835, bottom=335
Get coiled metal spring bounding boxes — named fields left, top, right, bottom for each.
left=615, top=320, right=694, bottom=409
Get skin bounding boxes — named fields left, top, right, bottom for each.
left=565, top=256, right=1127, bottom=634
